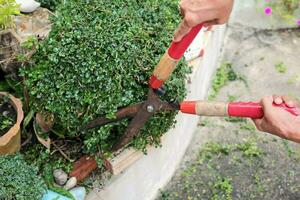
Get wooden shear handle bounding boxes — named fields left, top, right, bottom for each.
left=149, top=23, right=204, bottom=89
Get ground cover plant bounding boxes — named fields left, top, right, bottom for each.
left=0, top=153, right=47, bottom=200
left=38, top=0, right=61, bottom=11
left=23, top=0, right=189, bottom=154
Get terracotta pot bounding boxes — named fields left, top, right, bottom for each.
left=0, top=92, right=24, bottom=155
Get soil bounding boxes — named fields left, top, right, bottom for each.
left=0, top=96, right=17, bottom=137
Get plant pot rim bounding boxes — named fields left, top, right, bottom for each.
left=0, top=92, right=24, bottom=146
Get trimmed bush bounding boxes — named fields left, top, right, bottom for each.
left=0, top=153, right=47, bottom=200
left=23, top=0, right=189, bottom=153
left=38, top=0, right=61, bottom=11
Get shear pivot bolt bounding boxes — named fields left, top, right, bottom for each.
left=147, top=105, right=155, bottom=113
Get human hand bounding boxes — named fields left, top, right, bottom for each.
left=173, top=0, right=234, bottom=42
left=253, top=95, right=300, bottom=143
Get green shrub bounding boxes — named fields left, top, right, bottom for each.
left=0, top=0, right=20, bottom=30
left=23, top=0, right=189, bottom=153
left=0, top=153, right=47, bottom=200
left=38, top=0, right=61, bottom=11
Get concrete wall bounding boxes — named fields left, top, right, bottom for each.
left=86, top=25, right=226, bottom=200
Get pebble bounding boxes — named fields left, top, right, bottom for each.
left=53, top=169, right=68, bottom=186
left=16, top=0, right=41, bottom=13
left=69, top=187, right=86, bottom=200
left=64, top=177, right=77, bottom=190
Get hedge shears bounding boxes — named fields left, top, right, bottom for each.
left=86, top=22, right=300, bottom=151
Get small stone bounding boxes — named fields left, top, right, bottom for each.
left=64, top=177, right=77, bottom=190
left=53, top=169, right=68, bottom=186
left=69, top=187, right=86, bottom=200
left=16, top=0, right=41, bottom=13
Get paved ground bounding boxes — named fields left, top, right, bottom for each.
left=158, top=24, right=300, bottom=200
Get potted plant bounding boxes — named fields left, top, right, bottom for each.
left=0, top=92, right=24, bottom=155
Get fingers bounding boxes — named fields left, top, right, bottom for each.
left=281, top=95, right=296, bottom=108
left=273, top=94, right=283, bottom=105
left=272, top=94, right=297, bottom=108
left=173, top=19, right=192, bottom=42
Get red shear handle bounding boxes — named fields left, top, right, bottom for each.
left=168, top=23, right=204, bottom=60
left=228, top=102, right=300, bottom=119
left=149, top=23, right=204, bottom=89
left=180, top=101, right=300, bottom=119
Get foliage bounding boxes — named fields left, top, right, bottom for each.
left=275, top=62, right=287, bottom=73
left=0, top=95, right=15, bottom=134
left=269, top=0, right=299, bottom=16
left=22, top=144, right=75, bottom=198
left=23, top=0, right=189, bottom=152
left=0, top=115, right=13, bottom=131
left=208, top=62, right=237, bottom=100
left=38, top=0, right=61, bottom=11
left=240, top=122, right=256, bottom=131
left=0, top=0, right=20, bottom=30
left=211, top=177, right=233, bottom=200
left=0, top=153, right=47, bottom=200
left=267, top=0, right=299, bottom=22
left=224, top=116, right=247, bottom=123
left=23, top=144, right=73, bottom=175
left=237, top=138, right=262, bottom=158
left=20, top=36, right=38, bottom=50
left=49, top=186, right=76, bottom=200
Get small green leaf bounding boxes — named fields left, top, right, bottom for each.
left=23, top=110, right=35, bottom=129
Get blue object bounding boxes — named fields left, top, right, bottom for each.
left=41, top=190, right=72, bottom=200
left=69, top=187, right=86, bottom=200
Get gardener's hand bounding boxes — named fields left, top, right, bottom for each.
left=253, top=95, right=300, bottom=143
left=173, top=0, right=234, bottom=42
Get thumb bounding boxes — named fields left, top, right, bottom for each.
left=261, top=96, right=275, bottom=118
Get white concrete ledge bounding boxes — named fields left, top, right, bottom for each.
left=86, top=25, right=226, bottom=200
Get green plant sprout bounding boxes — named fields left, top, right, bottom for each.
left=275, top=62, right=287, bottom=73
left=0, top=116, right=13, bottom=131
